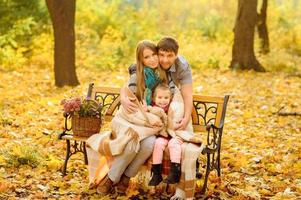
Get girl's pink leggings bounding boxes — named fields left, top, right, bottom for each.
left=152, top=137, right=183, bottom=164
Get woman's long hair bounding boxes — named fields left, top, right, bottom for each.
left=135, top=40, right=167, bottom=102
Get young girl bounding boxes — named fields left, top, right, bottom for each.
left=148, top=84, right=183, bottom=186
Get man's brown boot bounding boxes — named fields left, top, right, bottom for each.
left=116, top=174, right=130, bottom=193
left=96, top=175, right=114, bottom=195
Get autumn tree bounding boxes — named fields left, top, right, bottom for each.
left=257, top=0, right=269, bottom=54
left=46, top=0, right=79, bottom=87
left=230, top=0, right=266, bottom=72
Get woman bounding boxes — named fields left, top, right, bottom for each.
left=96, top=40, right=168, bottom=194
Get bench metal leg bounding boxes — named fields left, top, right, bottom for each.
left=217, top=148, right=221, bottom=177
left=62, top=140, right=71, bottom=176
left=196, top=159, right=202, bottom=179
left=201, top=153, right=211, bottom=194
left=83, top=142, right=88, bottom=165
left=61, top=140, right=88, bottom=176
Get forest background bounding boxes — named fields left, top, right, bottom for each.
left=0, top=0, right=300, bottom=199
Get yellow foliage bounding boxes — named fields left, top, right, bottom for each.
left=0, top=181, right=10, bottom=193
left=11, top=145, right=23, bottom=157
left=44, top=155, right=61, bottom=171
left=0, top=62, right=300, bottom=198
left=0, top=1, right=301, bottom=199
left=0, top=155, right=6, bottom=165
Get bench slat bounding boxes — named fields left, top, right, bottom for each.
left=61, top=130, right=112, bottom=141
left=192, top=125, right=207, bottom=132
left=192, top=95, right=225, bottom=103
left=214, top=102, right=224, bottom=127
left=61, top=135, right=88, bottom=142
left=92, top=87, right=120, bottom=94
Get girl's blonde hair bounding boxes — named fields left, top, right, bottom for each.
left=153, top=83, right=172, bottom=99
left=135, top=40, right=167, bottom=101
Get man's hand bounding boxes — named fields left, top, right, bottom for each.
left=121, top=96, right=138, bottom=113
left=174, top=116, right=190, bottom=130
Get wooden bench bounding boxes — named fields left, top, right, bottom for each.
left=59, top=83, right=229, bottom=194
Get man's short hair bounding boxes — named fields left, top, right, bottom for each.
left=157, top=37, right=179, bottom=54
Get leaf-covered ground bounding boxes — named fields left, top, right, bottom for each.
left=0, top=65, right=300, bottom=199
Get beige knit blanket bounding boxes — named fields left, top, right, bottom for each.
left=86, top=87, right=166, bottom=187
left=167, top=87, right=203, bottom=144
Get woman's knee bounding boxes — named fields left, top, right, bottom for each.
left=123, top=142, right=138, bottom=156
left=140, top=135, right=156, bottom=153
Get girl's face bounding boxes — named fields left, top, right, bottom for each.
left=142, top=48, right=158, bottom=69
left=154, top=89, right=171, bottom=108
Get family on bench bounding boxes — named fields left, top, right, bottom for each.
left=60, top=36, right=229, bottom=200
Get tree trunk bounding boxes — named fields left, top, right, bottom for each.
left=257, top=0, right=269, bottom=54
left=46, top=0, right=79, bottom=87
left=230, top=0, right=265, bottom=72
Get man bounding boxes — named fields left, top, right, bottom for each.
left=123, top=36, right=193, bottom=130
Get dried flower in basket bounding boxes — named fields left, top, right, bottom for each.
left=60, top=97, right=103, bottom=118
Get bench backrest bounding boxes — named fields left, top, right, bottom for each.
left=87, top=83, right=229, bottom=132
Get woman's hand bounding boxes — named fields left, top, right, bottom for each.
left=121, top=96, right=138, bottom=113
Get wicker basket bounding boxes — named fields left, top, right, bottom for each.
left=72, top=114, right=101, bottom=137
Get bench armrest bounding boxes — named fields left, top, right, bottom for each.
left=202, top=123, right=224, bottom=154
left=58, top=113, right=72, bottom=139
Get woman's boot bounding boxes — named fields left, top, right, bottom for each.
left=96, top=175, right=114, bottom=194
left=164, top=162, right=181, bottom=184
left=116, top=174, right=130, bottom=193
left=148, top=164, right=163, bottom=186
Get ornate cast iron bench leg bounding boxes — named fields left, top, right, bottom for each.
left=61, top=139, right=88, bottom=176
left=83, top=142, right=88, bottom=165
left=201, top=153, right=211, bottom=194
left=62, top=140, right=71, bottom=176
left=217, top=147, right=221, bottom=177
left=59, top=112, right=90, bottom=176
